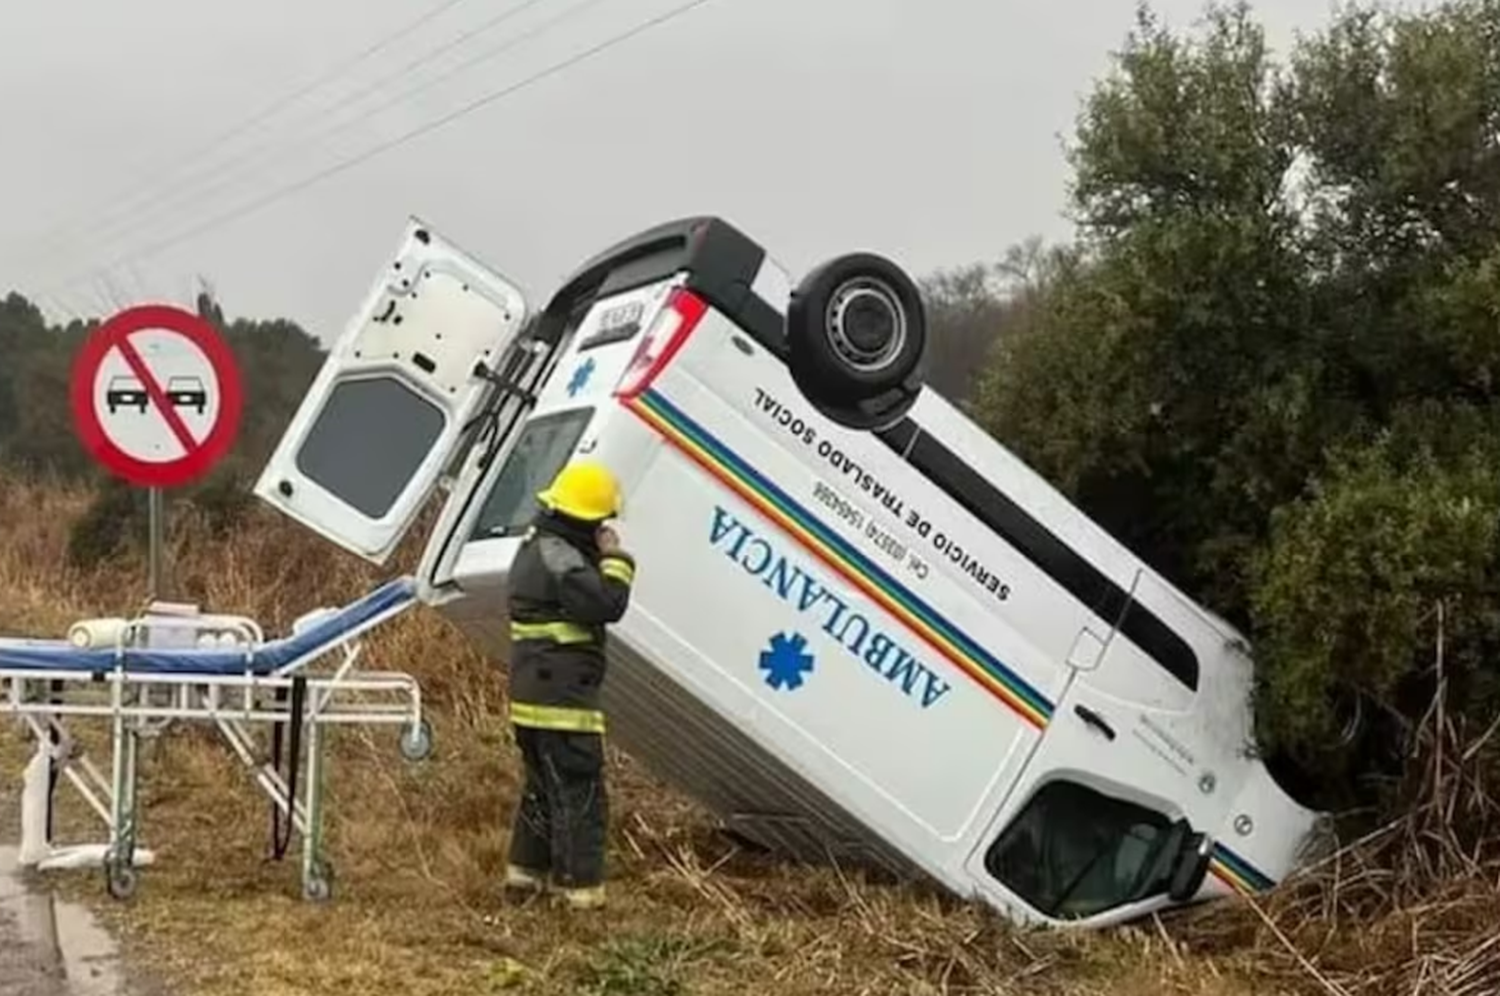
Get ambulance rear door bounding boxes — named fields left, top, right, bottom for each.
left=253, top=217, right=537, bottom=565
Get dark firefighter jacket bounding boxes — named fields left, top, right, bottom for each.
left=506, top=511, right=635, bottom=734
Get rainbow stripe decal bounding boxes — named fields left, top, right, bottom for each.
left=1208, top=842, right=1276, bottom=896
left=623, top=388, right=1055, bottom=729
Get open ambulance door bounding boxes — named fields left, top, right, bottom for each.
left=253, top=217, right=536, bottom=566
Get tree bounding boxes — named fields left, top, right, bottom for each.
left=919, top=238, right=1059, bottom=408
left=971, top=0, right=1500, bottom=811
left=978, top=0, right=1312, bottom=610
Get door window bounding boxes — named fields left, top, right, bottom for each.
left=294, top=377, right=446, bottom=520
left=983, top=780, right=1176, bottom=920
left=468, top=407, right=596, bottom=540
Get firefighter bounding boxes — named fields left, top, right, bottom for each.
left=501, top=458, right=635, bottom=911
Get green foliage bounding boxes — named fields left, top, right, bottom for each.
left=973, top=0, right=1500, bottom=812
left=66, top=476, right=149, bottom=569
left=189, top=470, right=258, bottom=539
left=1250, top=430, right=1500, bottom=790
left=577, top=934, right=730, bottom=996
left=1068, top=0, right=1296, bottom=232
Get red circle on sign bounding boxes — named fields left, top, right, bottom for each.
left=69, top=304, right=244, bottom=489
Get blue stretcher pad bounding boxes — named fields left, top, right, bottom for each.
left=0, top=576, right=418, bottom=676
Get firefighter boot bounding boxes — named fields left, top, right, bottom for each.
left=503, top=864, right=548, bottom=897
left=559, top=884, right=606, bottom=910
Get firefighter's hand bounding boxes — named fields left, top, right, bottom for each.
left=596, top=525, right=622, bottom=554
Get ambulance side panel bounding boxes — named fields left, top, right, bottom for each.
left=601, top=309, right=1068, bottom=873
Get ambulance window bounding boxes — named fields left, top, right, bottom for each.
left=983, top=780, right=1175, bottom=920
left=888, top=427, right=1201, bottom=691
left=469, top=407, right=595, bottom=540
left=294, top=377, right=445, bottom=519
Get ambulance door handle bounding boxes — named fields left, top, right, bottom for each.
left=1073, top=704, right=1116, bottom=741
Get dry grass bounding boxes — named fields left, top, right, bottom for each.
left=1, top=476, right=1497, bottom=996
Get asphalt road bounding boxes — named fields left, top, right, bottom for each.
left=0, top=844, right=70, bottom=996
left=0, top=780, right=146, bottom=996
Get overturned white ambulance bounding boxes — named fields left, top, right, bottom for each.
left=254, top=215, right=1325, bottom=927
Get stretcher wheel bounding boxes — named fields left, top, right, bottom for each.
left=304, top=861, right=334, bottom=903
left=399, top=719, right=433, bottom=762
left=106, top=864, right=139, bottom=901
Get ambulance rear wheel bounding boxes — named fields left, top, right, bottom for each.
left=787, top=252, right=927, bottom=430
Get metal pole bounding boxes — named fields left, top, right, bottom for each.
left=147, top=487, right=164, bottom=602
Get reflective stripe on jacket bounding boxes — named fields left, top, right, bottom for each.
left=506, top=513, right=635, bottom=733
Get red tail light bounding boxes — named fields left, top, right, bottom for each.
left=614, top=288, right=709, bottom=399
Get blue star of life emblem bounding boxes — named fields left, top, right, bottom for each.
left=759, top=631, right=815, bottom=691
left=566, top=357, right=596, bottom=398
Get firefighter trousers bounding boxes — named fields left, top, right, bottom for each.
left=507, top=725, right=608, bottom=889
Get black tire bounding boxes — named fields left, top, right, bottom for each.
left=786, top=252, right=927, bottom=406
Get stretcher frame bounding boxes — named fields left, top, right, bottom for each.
left=1, top=577, right=432, bottom=903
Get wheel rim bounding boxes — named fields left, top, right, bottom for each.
left=824, top=277, right=907, bottom=374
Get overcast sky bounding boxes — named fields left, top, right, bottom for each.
left=0, top=0, right=1364, bottom=342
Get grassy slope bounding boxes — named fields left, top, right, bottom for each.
left=0, top=478, right=1494, bottom=996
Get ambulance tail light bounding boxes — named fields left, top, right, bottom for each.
left=614, top=288, right=709, bottom=399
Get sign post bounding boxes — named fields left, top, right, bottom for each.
left=148, top=488, right=164, bottom=599
left=69, top=304, right=243, bottom=600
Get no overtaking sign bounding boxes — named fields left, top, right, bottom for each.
left=69, top=304, right=243, bottom=489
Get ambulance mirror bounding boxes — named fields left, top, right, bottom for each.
left=1167, top=824, right=1213, bottom=902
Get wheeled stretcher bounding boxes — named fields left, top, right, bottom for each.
left=0, top=575, right=432, bottom=903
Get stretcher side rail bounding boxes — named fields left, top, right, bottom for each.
left=0, top=573, right=419, bottom=676
left=1, top=575, right=434, bottom=904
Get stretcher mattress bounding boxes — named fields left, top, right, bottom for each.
left=0, top=576, right=417, bottom=676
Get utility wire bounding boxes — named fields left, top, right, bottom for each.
left=29, top=0, right=610, bottom=278
left=20, top=0, right=560, bottom=276
left=40, top=0, right=723, bottom=301
left=7, top=0, right=477, bottom=271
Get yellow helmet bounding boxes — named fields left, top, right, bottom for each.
left=536, top=459, right=622, bottom=522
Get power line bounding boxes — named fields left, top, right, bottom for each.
left=26, top=0, right=610, bottom=281
left=18, top=0, right=560, bottom=278
left=40, top=0, right=723, bottom=302
left=6, top=0, right=477, bottom=272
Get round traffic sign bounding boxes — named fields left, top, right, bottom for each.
left=69, top=304, right=244, bottom=488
